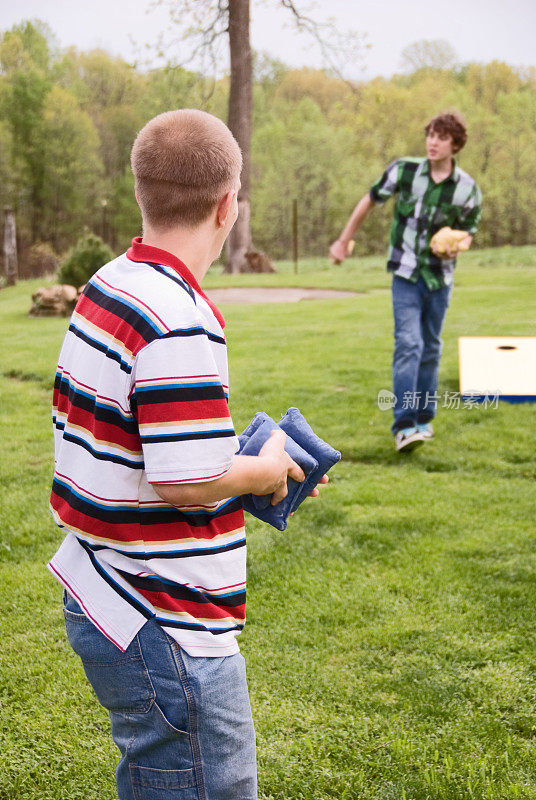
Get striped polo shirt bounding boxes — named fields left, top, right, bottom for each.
left=370, top=158, right=482, bottom=290
left=48, top=238, right=245, bottom=656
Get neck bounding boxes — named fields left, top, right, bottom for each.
left=429, top=155, right=453, bottom=179
left=141, top=223, right=216, bottom=284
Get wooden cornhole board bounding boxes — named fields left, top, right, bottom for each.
left=459, top=337, right=536, bottom=403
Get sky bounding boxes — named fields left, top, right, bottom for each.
left=0, top=0, right=534, bottom=81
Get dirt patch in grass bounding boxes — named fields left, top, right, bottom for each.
left=206, top=287, right=356, bottom=304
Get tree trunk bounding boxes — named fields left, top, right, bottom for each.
left=226, top=0, right=253, bottom=274
left=511, top=135, right=520, bottom=246
left=3, top=207, right=18, bottom=287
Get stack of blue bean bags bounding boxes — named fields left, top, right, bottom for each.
left=238, top=407, right=341, bottom=530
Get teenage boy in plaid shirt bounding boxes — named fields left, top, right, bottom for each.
left=330, top=111, right=482, bottom=452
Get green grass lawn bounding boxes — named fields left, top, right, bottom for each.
left=1, top=246, right=535, bottom=799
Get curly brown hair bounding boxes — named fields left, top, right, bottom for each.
left=424, top=111, right=467, bottom=153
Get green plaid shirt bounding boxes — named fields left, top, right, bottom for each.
left=370, top=158, right=482, bottom=290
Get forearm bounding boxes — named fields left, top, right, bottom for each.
left=338, top=194, right=375, bottom=244
left=153, top=454, right=283, bottom=506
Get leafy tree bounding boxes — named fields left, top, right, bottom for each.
left=465, top=61, right=521, bottom=113
left=0, top=119, right=16, bottom=207
left=40, top=86, right=103, bottom=250
left=0, top=21, right=52, bottom=241
left=109, top=169, right=141, bottom=252
left=1, top=15, right=536, bottom=262
left=68, top=49, right=141, bottom=109
left=54, top=48, right=148, bottom=244
left=139, top=65, right=209, bottom=119
left=481, top=91, right=536, bottom=246
left=252, top=98, right=359, bottom=257
left=273, top=67, right=355, bottom=117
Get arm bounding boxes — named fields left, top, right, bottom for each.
left=329, top=193, right=376, bottom=264
left=153, top=430, right=305, bottom=507
left=448, top=181, right=481, bottom=257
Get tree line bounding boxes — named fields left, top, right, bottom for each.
left=1, top=19, right=535, bottom=272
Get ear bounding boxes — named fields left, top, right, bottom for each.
left=216, top=190, right=235, bottom=228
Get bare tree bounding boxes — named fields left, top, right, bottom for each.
left=400, top=39, right=458, bottom=73
left=226, top=0, right=253, bottom=273
left=152, top=0, right=364, bottom=272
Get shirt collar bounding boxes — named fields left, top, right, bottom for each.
left=423, top=157, right=458, bottom=184
left=126, top=236, right=225, bottom=329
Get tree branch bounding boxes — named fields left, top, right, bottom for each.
left=275, top=0, right=367, bottom=91
left=149, top=0, right=366, bottom=92
left=150, top=0, right=229, bottom=73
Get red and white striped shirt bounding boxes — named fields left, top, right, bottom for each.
left=48, top=238, right=245, bottom=655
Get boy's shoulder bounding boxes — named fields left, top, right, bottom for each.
left=454, top=164, right=479, bottom=190
left=91, top=253, right=219, bottom=340
left=399, top=157, right=425, bottom=166
left=384, top=157, right=426, bottom=176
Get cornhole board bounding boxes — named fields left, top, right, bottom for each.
left=459, top=337, right=536, bottom=403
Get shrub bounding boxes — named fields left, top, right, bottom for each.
left=19, top=242, right=60, bottom=279
left=58, top=232, right=114, bottom=288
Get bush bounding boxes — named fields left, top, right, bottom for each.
left=19, top=242, right=60, bottom=279
left=58, top=232, right=114, bottom=288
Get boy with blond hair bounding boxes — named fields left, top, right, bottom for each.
left=48, top=109, right=317, bottom=800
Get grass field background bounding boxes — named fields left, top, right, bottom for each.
left=1, top=246, right=535, bottom=799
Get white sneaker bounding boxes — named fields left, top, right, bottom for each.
left=416, top=423, right=434, bottom=439
left=394, top=426, right=426, bottom=453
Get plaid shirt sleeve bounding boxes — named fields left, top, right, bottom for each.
left=456, top=182, right=482, bottom=235
left=369, top=160, right=400, bottom=203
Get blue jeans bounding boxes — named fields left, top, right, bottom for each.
left=63, top=592, right=257, bottom=800
left=391, top=275, right=452, bottom=433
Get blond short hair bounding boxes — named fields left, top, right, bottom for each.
left=131, top=109, right=242, bottom=229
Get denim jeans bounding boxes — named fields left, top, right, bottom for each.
left=391, top=275, right=452, bottom=433
left=63, top=592, right=257, bottom=800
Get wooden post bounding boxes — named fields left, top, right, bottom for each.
left=226, top=0, right=253, bottom=273
left=101, top=198, right=108, bottom=242
left=292, top=198, right=298, bottom=274
left=4, top=207, right=18, bottom=287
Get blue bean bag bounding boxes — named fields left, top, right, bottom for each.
left=238, top=408, right=341, bottom=530
left=278, top=407, right=341, bottom=512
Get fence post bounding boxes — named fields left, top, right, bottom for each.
left=4, top=207, right=18, bottom=287
left=101, top=198, right=108, bottom=242
left=292, top=198, right=298, bottom=274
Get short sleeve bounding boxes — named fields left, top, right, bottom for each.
left=369, top=160, right=400, bottom=203
left=457, top=183, right=482, bottom=235
left=130, top=329, right=239, bottom=484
